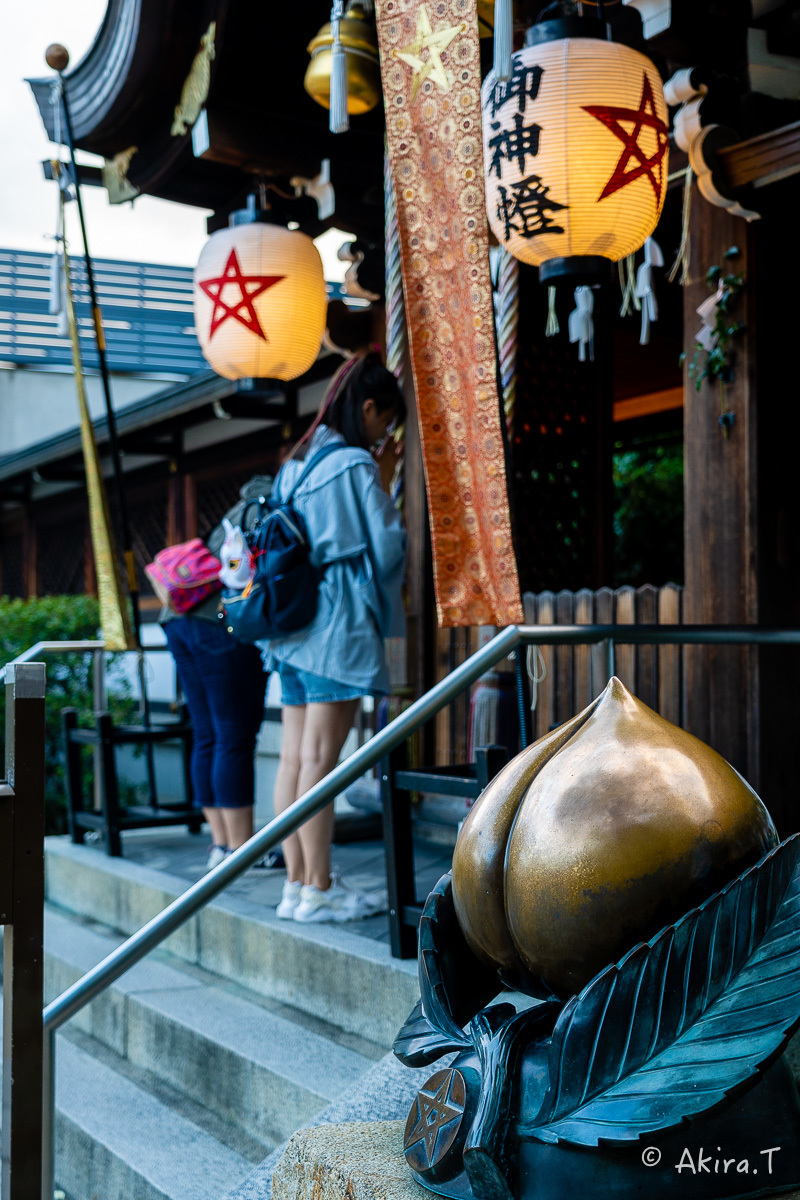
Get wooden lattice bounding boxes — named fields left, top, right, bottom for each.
left=511, top=269, right=607, bottom=593
left=196, top=468, right=260, bottom=539
left=38, top=517, right=86, bottom=595
left=0, top=532, right=24, bottom=598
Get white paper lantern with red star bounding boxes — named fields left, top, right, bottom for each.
left=194, top=220, right=327, bottom=381
left=482, top=20, right=669, bottom=284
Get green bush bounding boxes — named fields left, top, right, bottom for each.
left=0, top=596, right=134, bottom=834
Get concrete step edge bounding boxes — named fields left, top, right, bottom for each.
left=45, top=907, right=381, bottom=1147
left=45, top=837, right=420, bottom=1048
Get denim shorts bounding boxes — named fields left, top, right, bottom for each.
left=278, top=661, right=367, bottom=706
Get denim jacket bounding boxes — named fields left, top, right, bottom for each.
left=258, top=426, right=406, bottom=694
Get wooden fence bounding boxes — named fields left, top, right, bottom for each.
left=434, top=583, right=684, bottom=765
left=524, top=584, right=684, bottom=740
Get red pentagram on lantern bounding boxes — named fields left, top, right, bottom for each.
left=583, top=73, right=669, bottom=204
left=197, top=249, right=284, bottom=341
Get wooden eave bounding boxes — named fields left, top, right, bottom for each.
left=719, top=121, right=800, bottom=190
left=27, top=0, right=386, bottom=239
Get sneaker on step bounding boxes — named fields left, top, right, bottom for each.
left=293, top=875, right=387, bottom=923
left=206, top=844, right=229, bottom=871
left=276, top=878, right=303, bottom=919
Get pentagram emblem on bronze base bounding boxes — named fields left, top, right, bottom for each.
left=405, top=1068, right=474, bottom=1183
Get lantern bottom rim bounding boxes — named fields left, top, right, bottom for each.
left=539, top=256, right=612, bottom=287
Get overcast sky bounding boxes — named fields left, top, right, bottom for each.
left=0, top=2, right=347, bottom=276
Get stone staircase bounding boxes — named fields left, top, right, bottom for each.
left=41, top=837, right=425, bottom=1200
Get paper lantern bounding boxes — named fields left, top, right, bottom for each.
left=482, top=17, right=669, bottom=284
left=194, top=219, right=327, bottom=381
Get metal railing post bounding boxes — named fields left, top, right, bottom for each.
left=2, top=663, right=46, bottom=1200
left=92, top=649, right=106, bottom=812
left=41, top=1029, right=55, bottom=1200
left=605, top=637, right=615, bottom=681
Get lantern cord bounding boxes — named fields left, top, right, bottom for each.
left=545, top=285, right=559, bottom=337
left=492, top=246, right=519, bottom=425
left=493, top=0, right=513, bottom=82
left=568, top=287, right=595, bottom=362
left=635, top=238, right=663, bottom=346
left=384, top=145, right=406, bottom=390
left=618, top=254, right=639, bottom=317
left=667, top=166, right=693, bottom=285
left=384, top=142, right=406, bottom=509
left=526, top=644, right=546, bottom=714
left=329, top=1, right=349, bottom=134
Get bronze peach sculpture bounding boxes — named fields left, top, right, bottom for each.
left=451, top=677, right=777, bottom=996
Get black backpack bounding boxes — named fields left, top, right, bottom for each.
left=220, top=442, right=347, bottom=643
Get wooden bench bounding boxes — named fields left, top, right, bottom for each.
left=380, top=744, right=511, bottom=958
left=62, top=707, right=201, bottom=857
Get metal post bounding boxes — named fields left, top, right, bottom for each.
left=592, top=637, right=616, bottom=689
left=92, top=649, right=105, bottom=811
left=41, top=1029, right=55, bottom=1200
left=2, top=663, right=46, bottom=1200
left=54, top=61, right=158, bottom=805
left=605, top=637, right=615, bottom=681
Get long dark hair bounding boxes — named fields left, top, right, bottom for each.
left=293, top=350, right=406, bottom=459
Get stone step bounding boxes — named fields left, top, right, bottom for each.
left=54, top=1034, right=257, bottom=1200
left=45, top=837, right=420, bottom=1049
left=45, top=907, right=382, bottom=1150
left=0, top=993, right=256, bottom=1200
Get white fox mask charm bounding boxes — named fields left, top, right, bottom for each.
left=218, top=518, right=255, bottom=590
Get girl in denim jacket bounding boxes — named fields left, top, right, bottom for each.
left=260, top=352, right=406, bottom=922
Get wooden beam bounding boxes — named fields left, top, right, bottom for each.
left=718, top=120, right=800, bottom=190
left=613, top=387, right=683, bottom=422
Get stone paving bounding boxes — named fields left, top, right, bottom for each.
left=107, top=826, right=454, bottom=947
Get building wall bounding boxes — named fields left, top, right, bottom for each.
left=0, top=368, right=182, bottom=457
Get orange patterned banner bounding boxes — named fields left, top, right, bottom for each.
left=376, top=0, right=523, bottom=628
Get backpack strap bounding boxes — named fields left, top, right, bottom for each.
left=281, top=441, right=351, bottom=504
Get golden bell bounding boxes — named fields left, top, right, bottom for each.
left=304, top=0, right=381, bottom=116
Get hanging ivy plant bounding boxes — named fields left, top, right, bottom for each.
left=681, top=247, right=745, bottom=434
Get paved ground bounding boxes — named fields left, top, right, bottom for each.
left=102, top=827, right=454, bottom=947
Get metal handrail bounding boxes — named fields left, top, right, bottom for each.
left=40, top=620, right=800, bottom=1030
left=0, top=641, right=105, bottom=684
left=18, top=621, right=800, bottom=1199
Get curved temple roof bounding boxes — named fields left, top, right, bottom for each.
left=27, top=0, right=386, bottom=239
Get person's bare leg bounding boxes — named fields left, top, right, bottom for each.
left=204, top=807, right=227, bottom=848
left=220, top=805, right=254, bottom=851
left=271, top=705, right=307, bottom=882
left=295, top=699, right=360, bottom=891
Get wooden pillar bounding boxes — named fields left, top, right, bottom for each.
left=749, top=182, right=800, bottom=835
left=2, top=663, right=45, bottom=1200
left=683, top=197, right=758, bottom=786
left=683, top=180, right=800, bottom=835
left=183, top=474, right=198, bottom=541
left=21, top=514, right=37, bottom=599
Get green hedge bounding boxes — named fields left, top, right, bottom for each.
left=0, top=596, right=134, bottom=834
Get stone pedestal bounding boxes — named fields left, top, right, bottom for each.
left=272, top=1115, right=800, bottom=1200
left=272, top=1121, right=422, bottom=1200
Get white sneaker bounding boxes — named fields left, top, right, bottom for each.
left=276, top=879, right=303, bottom=919
left=206, top=844, right=229, bottom=871
left=293, top=875, right=387, bottom=923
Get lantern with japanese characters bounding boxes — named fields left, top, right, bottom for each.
left=482, top=18, right=669, bottom=284
left=194, top=215, right=327, bottom=381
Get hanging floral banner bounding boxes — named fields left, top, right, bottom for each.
left=376, top=0, right=523, bottom=628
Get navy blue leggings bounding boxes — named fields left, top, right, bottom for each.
left=164, top=617, right=267, bottom=809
